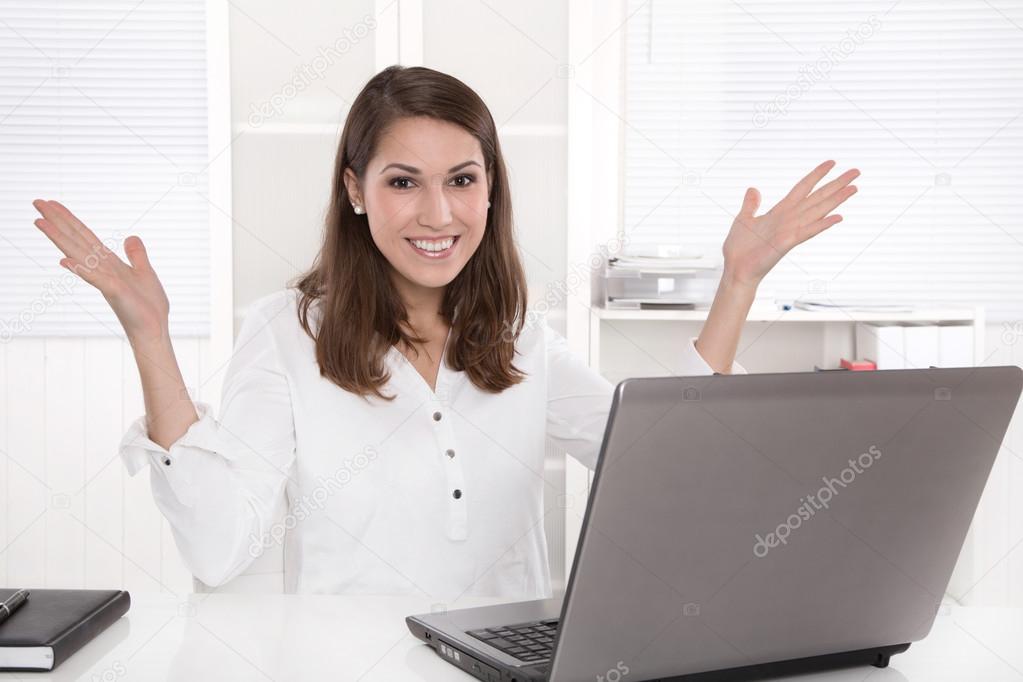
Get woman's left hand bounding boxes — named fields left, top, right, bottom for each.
left=720, top=160, right=860, bottom=288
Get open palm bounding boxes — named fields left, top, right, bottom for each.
left=721, top=160, right=860, bottom=286
left=32, top=199, right=169, bottom=341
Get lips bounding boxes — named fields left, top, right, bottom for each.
left=406, top=235, right=460, bottom=259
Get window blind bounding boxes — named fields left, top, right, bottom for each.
left=623, top=0, right=1023, bottom=320
left=0, top=0, right=210, bottom=337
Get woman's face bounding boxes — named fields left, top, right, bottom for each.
left=344, top=116, right=492, bottom=295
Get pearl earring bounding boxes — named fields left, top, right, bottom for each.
left=353, top=204, right=364, bottom=215
left=486, top=201, right=491, bottom=209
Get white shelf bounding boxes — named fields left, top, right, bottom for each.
left=594, top=306, right=980, bottom=324
left=589, top=305, right=987, bottom=375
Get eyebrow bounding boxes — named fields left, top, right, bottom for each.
left=379, top=160, right=482, bottom=175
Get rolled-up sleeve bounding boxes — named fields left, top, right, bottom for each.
left=544, top=323, right=746, bottom=471
left=118, top=298, right=297, bottom=587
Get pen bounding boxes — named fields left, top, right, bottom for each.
left=0, top=589, right=29, bottom=626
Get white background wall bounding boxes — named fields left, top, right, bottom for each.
left=1, top=0, right=1020, bottom=607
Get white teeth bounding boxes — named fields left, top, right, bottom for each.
left=410, top=237, right=455, bottom=253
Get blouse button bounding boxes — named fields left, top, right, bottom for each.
left=162, top=457, right=171, bottom=466
left=446, top=449, right=455, bottom=458
left=453, top=489, right=462, bottom=499
left=432, top=411, right=442, bottom=422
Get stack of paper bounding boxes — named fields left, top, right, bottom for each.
left=607, top=254, right=722, bottom=274
left=794, top=298, right=915, bottom=313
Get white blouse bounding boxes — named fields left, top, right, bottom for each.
left=119, top=288, right=745, bottom=601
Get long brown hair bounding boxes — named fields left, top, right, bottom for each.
left=290, top=65, right=529, bottom=401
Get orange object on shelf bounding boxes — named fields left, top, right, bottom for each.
left=841, top=358, right=877, bottom=371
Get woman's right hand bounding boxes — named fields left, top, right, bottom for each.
left=32, top=199, right=171, bottom=343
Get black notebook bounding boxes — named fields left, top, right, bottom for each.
left=0, top=588, right=130, bottom=671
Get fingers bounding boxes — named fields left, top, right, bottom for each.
left=33, top=215, right=91, bottom=262
left=33, top=200, right=85, bottom=244
left=738, top=187, right=762, bottom=219
left=44, top=200, right=110, bottom=254
left=783, top=160, right=837, bottom=204
left=57, top=255, right=108, bottom=289
left=123, top=235, right=153, bottom=272
left=804, top=184, right=858, bottom=223
left=32, top=198, right=126, bottom=279
left=798, top=214, right=844, bottom=243
left=32, top=199, right=101, bottom=262
left=805, top=168, right=860, bottom=207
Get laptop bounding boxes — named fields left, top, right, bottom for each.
left=407, top=366, right=1022, bottom=681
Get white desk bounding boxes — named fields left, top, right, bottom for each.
left=3, top=593, right=1021, bottom=681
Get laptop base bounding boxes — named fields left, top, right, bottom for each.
left=408, top=613, right=909, bottom=682
left=656, top=643, right=911, bottom=681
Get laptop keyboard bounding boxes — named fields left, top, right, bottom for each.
left=466, top=619, right=560, bottom=663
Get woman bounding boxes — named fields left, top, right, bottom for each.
left=31, top=65, right=858, bottom=600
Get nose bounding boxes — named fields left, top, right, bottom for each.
left=418, top=174, right=453, bottom=229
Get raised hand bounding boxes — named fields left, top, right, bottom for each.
left=32, top=199, right=170, bottom=342
left=721, top=160, right=860, bottom=287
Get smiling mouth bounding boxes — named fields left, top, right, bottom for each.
left=406, top=235, right=460, bottom=258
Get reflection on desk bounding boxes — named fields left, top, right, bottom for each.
left=1, top=593, right=1020, bottom=681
